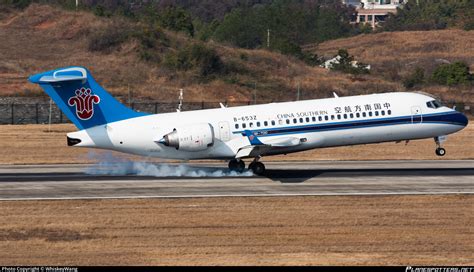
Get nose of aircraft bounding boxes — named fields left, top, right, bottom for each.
left=457, top=111, right=469, bottom=127
left=444, top=110, right=469, bottom=127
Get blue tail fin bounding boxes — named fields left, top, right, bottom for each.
left=29, top=66, right=147, bottom=130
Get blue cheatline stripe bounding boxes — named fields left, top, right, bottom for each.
left=244, top=130, right=264, bottom=145
left=234, top=111, right=466, bottom=138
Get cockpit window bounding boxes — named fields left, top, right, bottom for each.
left=427, top=100, right=443, bottom=109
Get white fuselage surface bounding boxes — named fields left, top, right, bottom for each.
left=67, top=92, right=468, bottom=160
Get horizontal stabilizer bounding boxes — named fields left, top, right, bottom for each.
left=29, top=67, right=87, bottom=83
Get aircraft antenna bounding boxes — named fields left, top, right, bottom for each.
left=296, top=82, right=300, bottom=101
left=48, top=98, right=52, bottom=132
left=267, top=29, right=270, bottom=48
left=177, top=89, right=183, bottom=112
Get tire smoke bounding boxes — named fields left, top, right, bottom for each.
left=85, top=152, right=253, bottom=177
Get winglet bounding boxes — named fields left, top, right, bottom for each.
left=244, top=130, right=264, bottom=145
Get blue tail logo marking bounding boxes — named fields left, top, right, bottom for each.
left=68, top=88, right=100, bottom=120
left=29, top=66, right=148, bottom=130
left=244, top=130, right=264, bottom=145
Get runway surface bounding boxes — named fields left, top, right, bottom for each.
left=0, top=160, right=472, bottom=200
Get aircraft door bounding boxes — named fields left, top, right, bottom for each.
left=411, top=106, right=422, bottom=124
left=218, top=121, right=230, bottom=142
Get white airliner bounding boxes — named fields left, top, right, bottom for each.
left=29, top=67, right=468, bottom=175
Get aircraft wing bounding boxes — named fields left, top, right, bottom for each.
left=235, top=144, right=272, bottom=158
left=235, top=130, right=302, bottom=158
left=265, top=136, right=301, bottom=147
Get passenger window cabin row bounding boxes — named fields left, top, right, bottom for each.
left=235, top=109, right=392, bottom=129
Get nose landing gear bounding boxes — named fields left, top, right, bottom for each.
left=435, top=147, right=446, bottom=156
left=434, top=137, right=446, bottom=157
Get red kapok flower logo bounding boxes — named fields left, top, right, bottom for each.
left=68, top=88, right=100, bottom=120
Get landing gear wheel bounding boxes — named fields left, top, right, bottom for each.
left=249, top=161, right=265, bottom=175
left=228, top=159, right=245, bottom=172
left=435, top=147, right=446, bottom=156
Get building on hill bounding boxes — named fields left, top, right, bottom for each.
left=343, top=0, right=404, bottom=28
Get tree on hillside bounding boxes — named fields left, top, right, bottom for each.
left=1, top=0, right=31, bottom=9
left=432, top=62, right=472, bottom=86
left=154, top=0, right=273, bottom=23
left=79, top=0, right=274, bottom=22
left=164, top=43, right=225, bottom=79
left=403, top=67, right=425, bottom=89
left=213, top=7, right=264, bottom=49
left=158, top=6, right=194, bottom=36
left=383, top=0, right=474, bottom=31
left=213, top=0, right=354, bottom=54
left=329, top=49, right=370, bottom=75
left=132, top=3, right=195, bottom=36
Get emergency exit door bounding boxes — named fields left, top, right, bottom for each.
left=218, top=121, right=230, bottom=141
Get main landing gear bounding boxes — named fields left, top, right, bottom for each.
left=249, top=159, right=265, bottom=176
left=228, top=159, right=245, bottom=172
left=228, top=158, right=266, bottom=175
left=434, top=137, right=446, bottom=157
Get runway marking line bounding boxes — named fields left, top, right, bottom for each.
left=0, top=191, right=472, bottom=201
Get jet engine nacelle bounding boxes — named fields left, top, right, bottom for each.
left=160, top=123, right=214, bottom=152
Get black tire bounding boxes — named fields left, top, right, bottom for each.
left=436, top=148, right=446, bottom=156
left=249, top=162, right=265, bottom=175
left=236, top=160, right=245, bottom=172
left=228, top=159, right=238, bottom=171
left=229, top=159, right=245, bottom=172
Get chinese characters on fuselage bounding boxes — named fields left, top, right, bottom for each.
left=276, top=102, right=391, bottom=120
left=334, top=102, right=391, bottom=114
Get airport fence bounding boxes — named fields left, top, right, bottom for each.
left=0, top=100, right=472, bottom=125
left=0, top=101, right=255, bottom=125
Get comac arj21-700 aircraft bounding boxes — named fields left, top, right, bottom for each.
left=29, top=67, right=469, bottom=175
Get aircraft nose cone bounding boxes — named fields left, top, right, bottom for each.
left=457, top=112, right=469, bottom=127
left=444, top=111, right=468, bottom=127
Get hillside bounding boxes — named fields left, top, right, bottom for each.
left=0, top=4, right=400, bottom=103
left=0, top=4, right=472, bottom=107
left=308, top=30, right=474, bottom=104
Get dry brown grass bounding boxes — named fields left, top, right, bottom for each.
left=312, top=30, right=474, bottom=65
left=310, top=30, right=474, bottom=104
left=3, top=5, right=471, bottom=105
left=0, top=123, right=472, bottom=165
left=0, top=4, right=403, bottom=103
left=0, top=195, right=472, bottom=265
